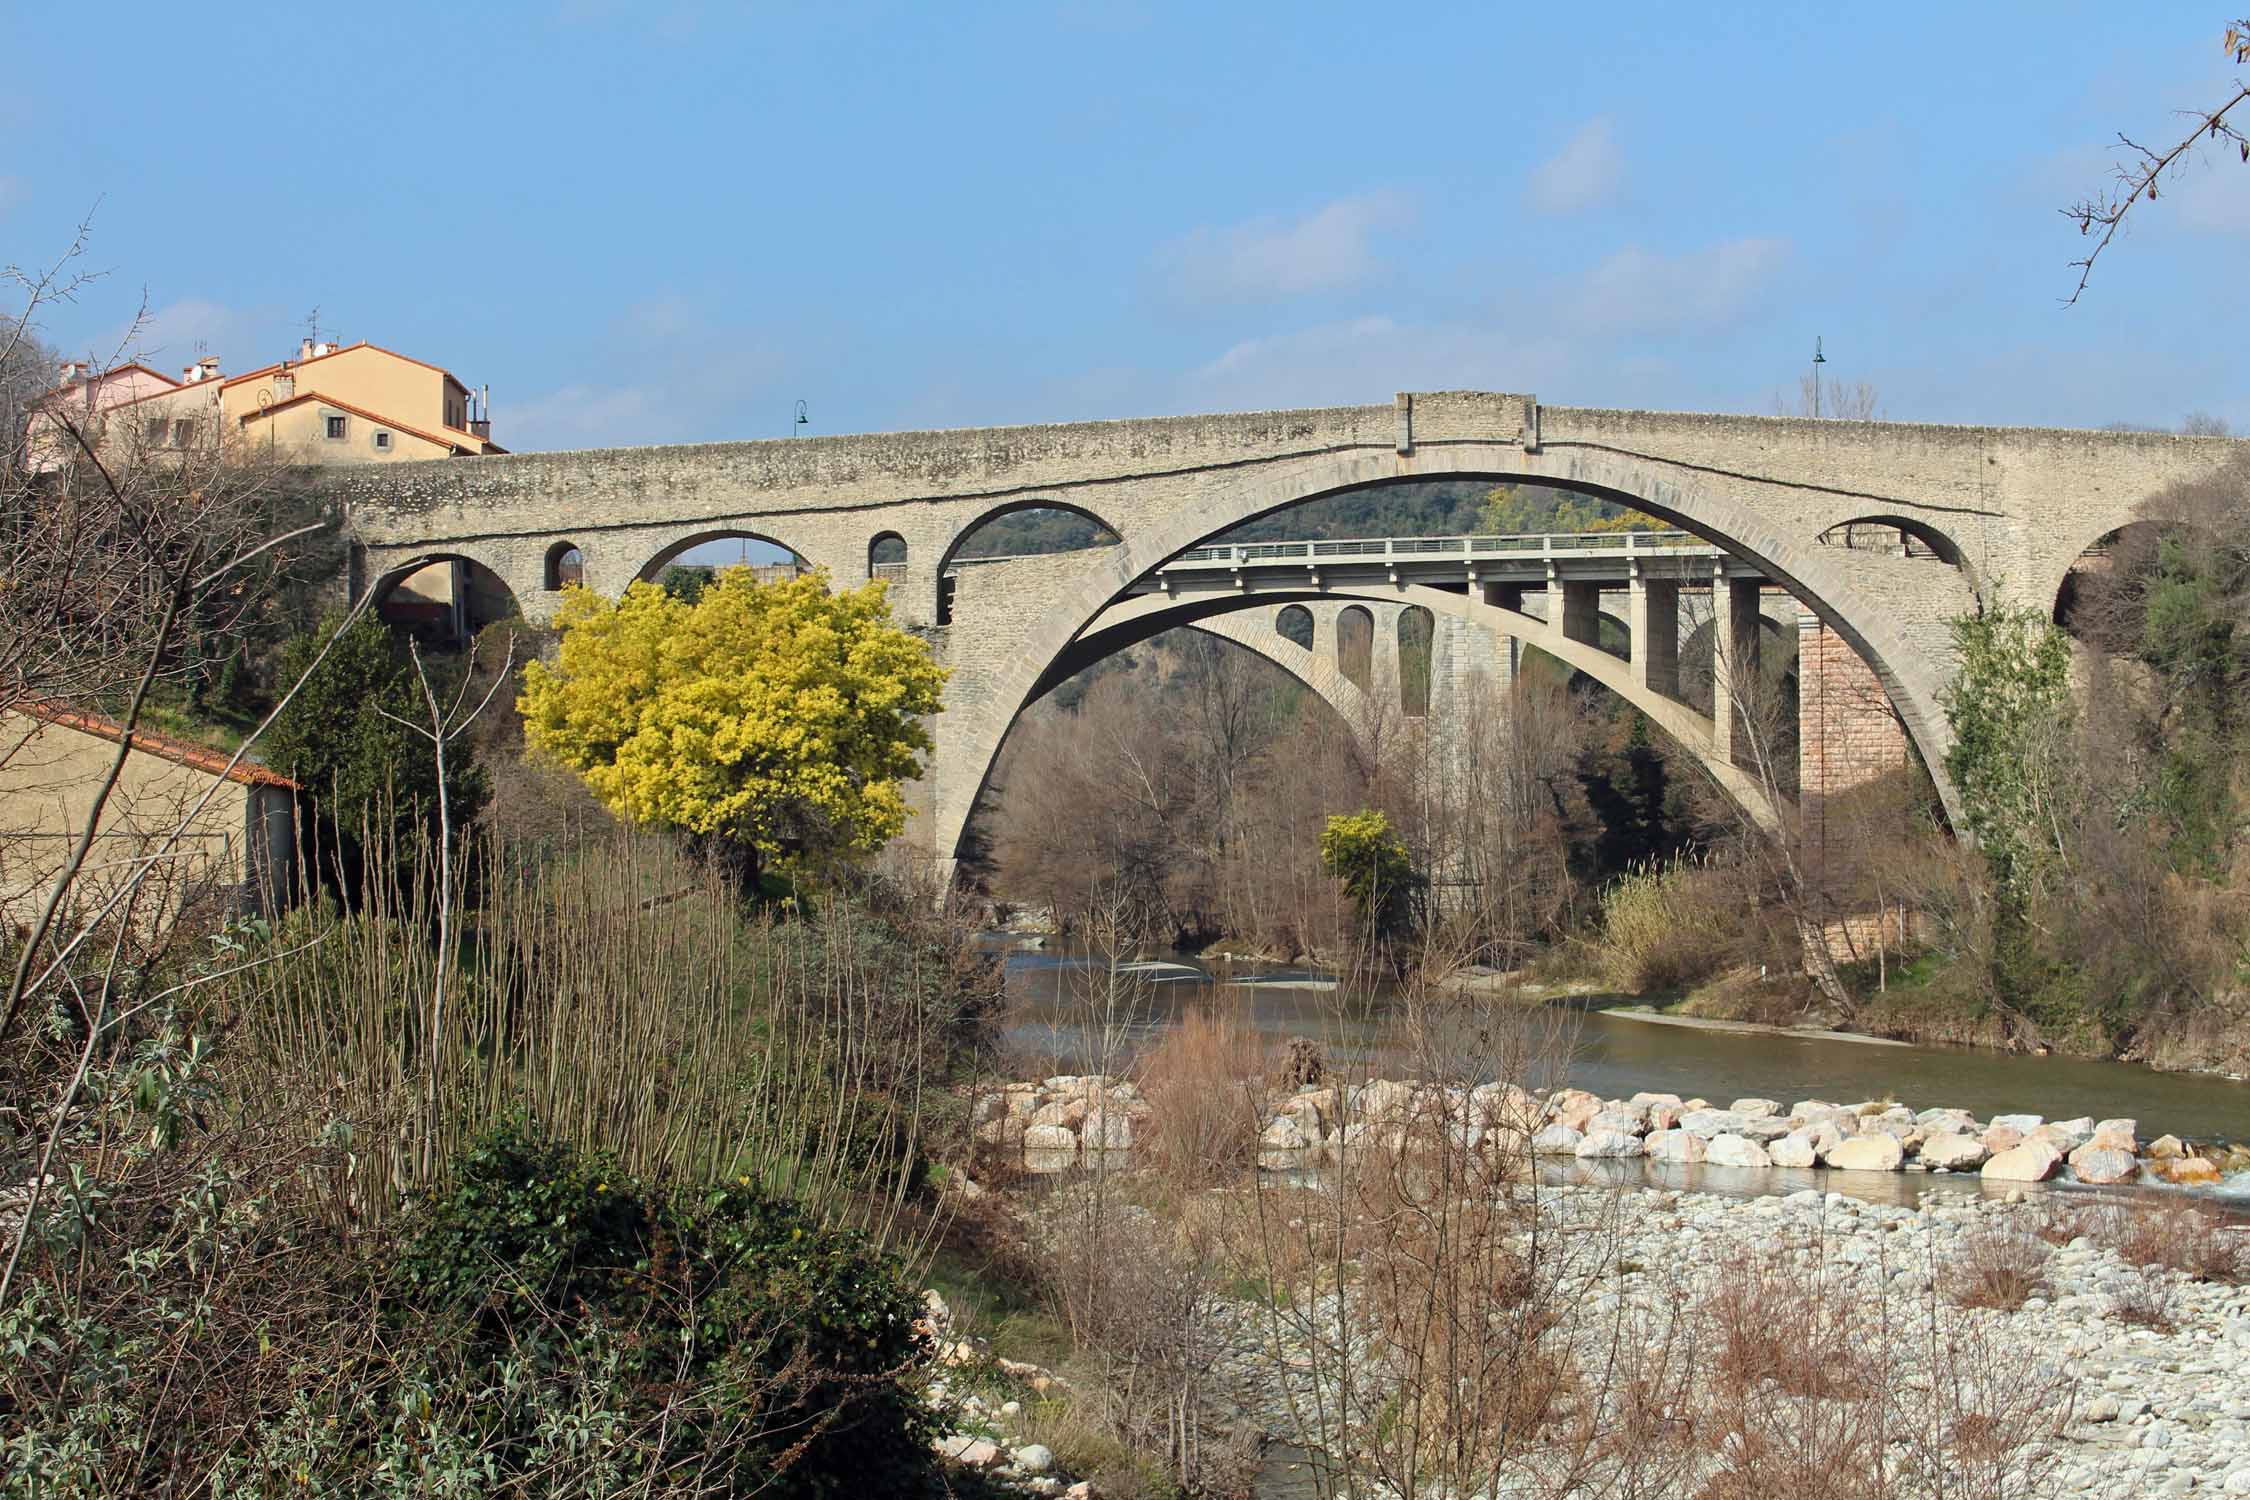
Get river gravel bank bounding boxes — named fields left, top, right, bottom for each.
left=1195, top=1182, right=2250, bottom=1498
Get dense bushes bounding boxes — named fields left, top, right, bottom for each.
left=0, top=1097, right=933, bottom=1496
left=392, top=1121, right=932, bottom=1499
left=1, top=835, right=991, bottom=1497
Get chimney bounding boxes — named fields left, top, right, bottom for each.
left=56, top=360, right=86, bottom=387
left=197, top=355, right=220, bottom=381
left=299, top=337, right=317, bottom=362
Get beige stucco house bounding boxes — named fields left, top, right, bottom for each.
left=68, top=338, right=505, bottom=467
left=0, top=705, right=297, bottom=934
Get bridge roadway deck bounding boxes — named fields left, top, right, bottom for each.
left=1126, top=529, right=1764, bottom=593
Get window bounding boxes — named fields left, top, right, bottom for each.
left=145, top=417, right=167, bottom=444
left=372, top=429, right=392, bottom=451
left=171, top=419, right=194, bottom=447
left=325, top=414, right=348, bottom=441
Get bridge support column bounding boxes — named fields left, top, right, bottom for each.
left=1628, top=565, right=1680, bottom=700
left=1550, top=567, right=1601, bottom=648
left=1481, top=580, right=1525, bottom=613
left=1710, top=572, right=1763, bottom=766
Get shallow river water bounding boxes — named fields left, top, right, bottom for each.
left=995, top=943, right=2250, bottom=1186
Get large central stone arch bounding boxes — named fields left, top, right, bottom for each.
left=932, top=444, right=1972, bottom=863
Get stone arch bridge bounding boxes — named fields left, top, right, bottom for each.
left=321, top=391, right=2240, bottom=872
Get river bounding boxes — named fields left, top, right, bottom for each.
left=994, top=943, right=2250, bottom=1164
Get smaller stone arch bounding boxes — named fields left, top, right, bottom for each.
left=544, top=540, right=585, bottom=592
left=1336, top=605, right=1374, bottom=690
left=1816, top=514, right=1966, bottom=567
left=937, top=500, right=1122, bottom=625
left=637, top=529, right=811, bottom=590
left=2050, top=515, right=2231, bottom=645
left=869, top=531, right=908, bottom=586
left=1276, top=604, right=1315, bottom=650
left=1398, top=605, right=1434, bottom=716
left=374, top=553, right=522, bottom=646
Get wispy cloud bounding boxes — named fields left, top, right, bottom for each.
left=1151, top=192, right=1414, bottom=303
left=1178, top=315, right=1575, bottom=412
left=1527, top=117, right=1622, bottom=215
left=506, top=294, right=791, bottom=450
left=1568, top=238, right=1790, bottom=337
left=94, top=297, right=273, bottom=372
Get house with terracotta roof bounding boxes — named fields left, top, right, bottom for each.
left=0, top=703, right=298, bottom=930
left=21, top=360, right=182, bottom=472
left=26, top=337, right=504, bottom=474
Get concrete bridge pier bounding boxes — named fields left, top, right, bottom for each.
left=1711, top=568, right=1766, bottom=768
left=1628, top=562, right=1681, bottom=700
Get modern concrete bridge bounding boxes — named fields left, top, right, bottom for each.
left=320, top=390, right=2241, bottom=867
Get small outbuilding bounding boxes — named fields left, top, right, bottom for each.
left=0, top=704, right=298, bottom=934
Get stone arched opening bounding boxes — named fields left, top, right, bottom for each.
left=374, top=553, right=522, bottom=646
left=1275, top=603, right=1315, bottom=651
left=1816, top=513, right=1970, bottom=568
left=868, top=531, right=908, bottom=586
left=935, top=500, right=1122, bottom=626
left=1398, top=605, right=1434, bottom=717
left=544, top=540, right=585, bottom=592
left=1335, top=605, right=1374, bottom=690
left=636, top=529, right=811, bottom=594
left=2050, top=517, right=2230, bottom=647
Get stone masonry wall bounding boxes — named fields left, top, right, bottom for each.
left=1798, top=613, right=1912, bottom=946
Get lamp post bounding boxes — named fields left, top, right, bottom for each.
left=1811, top=337, right=1826, bottom=419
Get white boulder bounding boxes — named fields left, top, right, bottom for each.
left=1822, top=1134, right=1905, bottom=1172
left=1916, top=1132, right=1989, bottom=1170
left=1704, top=1134, right=1772, bottom=1169
left=1981, top=1141, right=2063, bottom=1183
left=1576, top=1127, right=1646, bottom=1159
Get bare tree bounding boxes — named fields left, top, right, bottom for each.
left=2063, top=18, right=2250, bottom=301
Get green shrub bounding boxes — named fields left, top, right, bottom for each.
left=394, top=1118, right=932, bottom=1499
left=1319, top=809, right=1423, bottom=942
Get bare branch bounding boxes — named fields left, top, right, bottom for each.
left=2062, top=24, right=2250, bottom=303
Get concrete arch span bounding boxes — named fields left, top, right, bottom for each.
left=1181, top=613, right=1375, bottom=730
left=935, top=445, right=1959, bottom=862
left=1059, top=584, right=1783, bottom=832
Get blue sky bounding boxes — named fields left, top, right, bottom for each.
left=7, top=3, right=2250, bottom=454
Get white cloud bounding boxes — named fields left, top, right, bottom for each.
left=1528, top=117, right=1623, bottom=215
left=1151, top=192, right=1413, bottom=303
left=96, top=297, right=270, bottom=372
left=1568, top=237, right=1790, bottom=337
left=1178, top=315, right=1575, bottom=412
